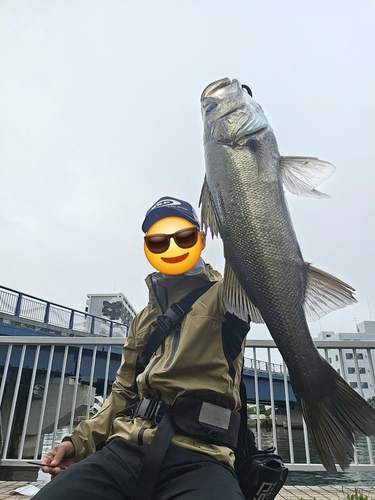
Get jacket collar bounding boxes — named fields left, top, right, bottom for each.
left=145, top=259, right=222, bottom=311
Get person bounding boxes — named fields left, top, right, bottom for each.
left=34, top=196, right=250, bottom=500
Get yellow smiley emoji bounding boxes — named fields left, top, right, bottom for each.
left=144, top=217, right=203, bottom=275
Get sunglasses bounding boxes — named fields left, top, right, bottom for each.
left=144, top=227, right=199, bottom=254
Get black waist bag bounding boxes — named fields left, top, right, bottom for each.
left=236, top=450, right=289, bottom=500
left=235, top=428, right=289, bottom=500
left=171, top=396, right=241, bottom=449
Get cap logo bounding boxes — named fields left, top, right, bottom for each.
left=151, top=198, right=187, bottom=211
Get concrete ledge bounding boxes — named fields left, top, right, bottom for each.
left=0, top=482, right=374, bottom=500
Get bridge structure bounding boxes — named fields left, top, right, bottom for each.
left=1, top=286, right=375, bottom=474
left=0, top=335, right=297, bottom=466
left=0, top=285, right=129, bottom=338
left=0, top=284, right=297, bottom=470
left=0, top=340, right=295, bottom=403
left=0, top=284, right=295, bottom=403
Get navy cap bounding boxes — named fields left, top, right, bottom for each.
left=142, top=196, right=200, bottom=233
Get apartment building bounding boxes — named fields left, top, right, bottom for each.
left=318, top=321, right=375, bottom=400
left=85, top=292, right=136, bottom=336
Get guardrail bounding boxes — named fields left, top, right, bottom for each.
left=0, top=336, right=374, bottom=472
left=243, top=355, right=284, bottom=375
left=0, top=285, right=129, bottom=337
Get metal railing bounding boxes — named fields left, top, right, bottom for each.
left=0, top=285, right=129, bottom=337
left=243, top=356, right=284, bottom=375
left=0, top=336, right=374, bottom=472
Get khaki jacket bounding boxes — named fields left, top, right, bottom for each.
left=70, top=262, right=249, bottom=467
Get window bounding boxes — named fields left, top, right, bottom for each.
left=359, top=368, right=366, bottom=374
left=346, top=353, right=353, bottom=360
left=335, top=355, right=339, bottom=361
left=357, top=353, right=363, bottom=360
left=348, top=367, right=355, bottom=374
left=350, top=382, right=358, bottom=388
left=329, top=358, right=332, bottom=363
left=337, top=368, right=340, bottom=375
left=362, top=382, right=368, bottom=389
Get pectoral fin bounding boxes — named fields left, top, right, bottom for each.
left=199, top=177, right=220, bottom=238
left=304, top=263, right=357, bottom=321
left=223, top=261, right=264, bottom=324
left=280, top=156, right=336, bottom=198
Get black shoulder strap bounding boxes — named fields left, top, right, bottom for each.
left=136, top=282, right=216, bottom=376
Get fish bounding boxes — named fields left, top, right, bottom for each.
left=199, top=77, right=375, bottom=474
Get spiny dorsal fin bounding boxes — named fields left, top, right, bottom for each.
left=280, top=156, right=336, bottom=199
left=199, top=176, right=220, bottom=238
left=223, top=261, right=264, bottom=324
left=304, top=263, right=357, bottom=321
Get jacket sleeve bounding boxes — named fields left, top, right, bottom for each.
left=69, top=314, right=142, bottom=462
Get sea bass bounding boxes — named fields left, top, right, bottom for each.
left=200, top=77, right=375, bottom=473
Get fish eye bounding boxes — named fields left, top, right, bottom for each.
left=204, top=102, right=217, bottom=114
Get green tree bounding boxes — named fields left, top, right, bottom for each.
left=247, top=405, right=256, bottom=416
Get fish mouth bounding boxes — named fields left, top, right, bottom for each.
left=161, top=253, right=189, bottom=263
left=201, top=78, right=246, bottom=119
left=201, top=78, right=233, bottom=101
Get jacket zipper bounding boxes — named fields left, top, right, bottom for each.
left=145, top=342, right=164, bottom=399
left=151, top=277, right=168, bottom=314
left=163, top=323, right=181, bottom=369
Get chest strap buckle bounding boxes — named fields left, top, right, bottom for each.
left=157, top=302, right=185, bottom=333
left=133, top=398, right=170, bottom=424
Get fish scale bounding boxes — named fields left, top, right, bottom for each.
left=209, top=144, right=319, bottom=387
left=200, top=77, right=375, bottom=474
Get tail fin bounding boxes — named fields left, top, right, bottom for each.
left=297, top=363, right=375, bottom=474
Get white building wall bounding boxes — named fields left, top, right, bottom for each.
left=318, top=321, right=375, bottom=400
left=85, top=293, right=137, bottom=336
left=86, top=293, right=136, bottom=324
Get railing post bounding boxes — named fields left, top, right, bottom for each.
left=44, top=302, right=51, bottom=324
left=90, top=316, right=95, bottom=335
left=109, top=321, right=113, bottom=338
left=14, top=293, right=23, bottom=316
left=0, top=336, right=374, bottom=471
left=69, top=310, right=74, bottom=330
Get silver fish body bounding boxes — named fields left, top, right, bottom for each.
left=200, top=78, right=375, bottom=473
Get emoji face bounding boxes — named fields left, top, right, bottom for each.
left=144, top=217, right=203, bottom=275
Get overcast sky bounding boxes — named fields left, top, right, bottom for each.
left=1, top=1, right=374, bottom=340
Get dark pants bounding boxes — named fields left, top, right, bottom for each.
left=34, top=438, right=244, bottom=500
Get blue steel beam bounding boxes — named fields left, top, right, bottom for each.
left=0, top=344, right=295, bottom=404
left=243, top=370, right=297, bottom=404
left=0, top=344, right=122, bottom=382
